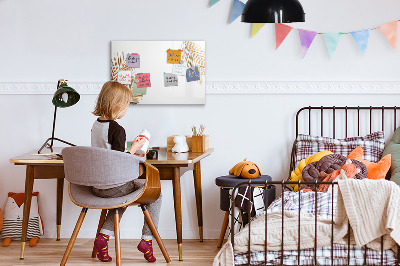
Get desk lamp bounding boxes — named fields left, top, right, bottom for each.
left=38, top=79, right=80, bottom=154
left=241, top=0, right=305, bottom=23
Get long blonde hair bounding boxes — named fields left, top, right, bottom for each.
left=93, top=81, right=132, bottom=120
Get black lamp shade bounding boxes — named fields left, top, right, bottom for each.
left=241, top=0, right=305, bottom=23
left=52, top=84, right=80, bottom=108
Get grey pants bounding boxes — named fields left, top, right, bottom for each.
left=92, top=180, right=162, bottom=240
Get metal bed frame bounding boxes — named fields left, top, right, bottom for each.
left=230, top=106, right=400, bottom=266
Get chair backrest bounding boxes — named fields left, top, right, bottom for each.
left=62, top=146, right=145, bottom=187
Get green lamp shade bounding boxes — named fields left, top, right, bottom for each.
left=52, top=84, right=80, bottom=108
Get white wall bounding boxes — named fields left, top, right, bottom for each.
left=1, top=0, right=400, bottom=240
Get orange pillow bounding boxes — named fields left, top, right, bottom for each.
left=347, top=146, right=391, bottom=180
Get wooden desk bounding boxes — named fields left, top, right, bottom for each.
left=10, top=147, right=213, bottom=261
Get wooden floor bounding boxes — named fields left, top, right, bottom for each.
left=0, top=239, right=221, bottom=265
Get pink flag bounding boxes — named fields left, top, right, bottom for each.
left=378, top=21, right=398, bottom=50
left=298, top=29, right=317, bottom=58
left=275, top=23, right=293, bottom=49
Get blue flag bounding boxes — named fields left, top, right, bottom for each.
left=351, top=29, right=370, bottom=55
left=229, top=0, right=245, bottom=23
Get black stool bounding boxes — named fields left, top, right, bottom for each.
left=215, top=175, right=275, bottom=248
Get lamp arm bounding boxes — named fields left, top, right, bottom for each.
left=50, top=105, right=57, bottom=148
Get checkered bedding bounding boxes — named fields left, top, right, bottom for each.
left=234, top=191, right=398, bottom=265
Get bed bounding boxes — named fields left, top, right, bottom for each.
left=214, top=106, right=400, bottom=266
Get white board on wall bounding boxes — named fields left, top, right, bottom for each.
left=111, top=41, right=205, bottom=105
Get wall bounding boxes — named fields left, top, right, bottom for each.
left=1, top=0, right=400, bottom=239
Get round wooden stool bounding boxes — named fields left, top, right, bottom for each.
left=215, top=175, right=275, bottom=248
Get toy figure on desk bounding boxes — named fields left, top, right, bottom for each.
left=1, top=192, right=43, bottom=247
left=91, top=81, right=162, bottom=263
left=172, top=135, right=189, bottom=153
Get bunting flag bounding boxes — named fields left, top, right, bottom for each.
left=378, top=21, right=398, bottom=50
left=209, top=0, right=220, bottom=7
left=351, top=29, right=370, bottom=55
left=275, top=23, right=293, bottom=49
left=323, top=33, right=341, bottom=58
left=251, top=23, right=266, bottom=38
left=229, top=0, right=245, bottom=24
left=298, top=29, right=317, bottom=58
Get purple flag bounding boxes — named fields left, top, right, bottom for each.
left=298, top=29, right=317, bottom=58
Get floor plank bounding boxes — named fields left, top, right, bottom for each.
left=0, top=239, right=221, bottom=265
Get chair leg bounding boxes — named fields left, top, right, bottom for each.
left=141, top=205, right=171, bottom=263
left=217, top=211, right=230, bottom=248
left=60, top=208, right=88, bottom=266
left=114, top=209, right=121, bottom=266
left=92, top=209, right=108, bottom=258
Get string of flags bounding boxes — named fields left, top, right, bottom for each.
left=209, top=0, right=399, bottom=58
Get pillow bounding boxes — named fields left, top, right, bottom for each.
left=382, top=126, right=400, bottom=184
left=348, top=146, right=391, bottom=180
left=295, top=131, right=385, bottom=166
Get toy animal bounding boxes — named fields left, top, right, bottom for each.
left=229, top=159, right=261, bottom=179
left=1, top=192, right=43, bottom=247
left=172, top=135, right=189, bottom=153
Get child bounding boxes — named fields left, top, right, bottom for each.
left=91, top=81, right=162, bottom=263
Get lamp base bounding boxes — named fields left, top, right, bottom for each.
left=38, top=137, right=76, bottom=154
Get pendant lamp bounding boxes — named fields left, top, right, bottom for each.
left=38, top=79, right=80, bottom=154
left=241, top=0, right=305, bottom=23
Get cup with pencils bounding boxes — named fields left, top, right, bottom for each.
left=191, top=124, right=209, bottom=152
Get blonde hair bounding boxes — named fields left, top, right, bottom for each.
left=93, top=81, right=132, bottom=120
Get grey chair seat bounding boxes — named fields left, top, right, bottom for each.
left=69, top=180, right=145, bottom=208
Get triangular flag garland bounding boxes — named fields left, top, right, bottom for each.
left=229, top=0, right=245, bottom=24
left=351, top=29, right=370, bottom=55
left=251, top=23, right=266, bottom=38
left=298, top=30, right=317, bottom=58
left=379, top=21, right=398, bottom=50
left=209, top=0, right=220, bottom=8
left=206, top=0, right=400, bottom=59
left=323, top=33, right=341, bottom=58
left=275, top=23, right=293, bottom=49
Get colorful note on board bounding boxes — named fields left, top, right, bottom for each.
left=172, top=64, right=187, bottom=76
left=136, top=73, right=151, bottom=88
left=164, top=73, right=178, bottom=87
left=186, top=67, right=200, bottom=82
left=166, top=49, right=182, bottom=64
left=117, top=71, right=132, bottom=85
left=126, top=53, right=140, bottom=68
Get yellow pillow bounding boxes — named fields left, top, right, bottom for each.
left=290, top=150, right=333, bottom=191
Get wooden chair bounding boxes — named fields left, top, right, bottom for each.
left=60, top=146, right=171, bottom=265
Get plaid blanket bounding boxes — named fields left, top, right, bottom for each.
left=234, top=191, right=397, bottom=265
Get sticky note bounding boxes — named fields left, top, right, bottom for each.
left=136, top=73, right=151, bottom=88
left=172, top=64, right=187, bottom=76
left=164, top=73, right=178, bottom=87
left=117, top=71, right=132, bottom=85
left=166, top=49, right=182, bottom=64
left=186, top=67, right=200, bottom=82
left=126, top=53, right=140, bottom=68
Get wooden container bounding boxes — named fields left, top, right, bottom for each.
left=167, top=135, right=192, bottom=151
left=191, top=135, right=209, bottom=153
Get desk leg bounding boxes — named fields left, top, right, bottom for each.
left=20, top=165, right=34, bottom=259
left=193, top=161, right=203, bottom=242
left=172, top=167, right=183, bottom=261
left=56, top=178, right=64, bottom=241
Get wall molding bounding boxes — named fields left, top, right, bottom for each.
left=1, top=81, right=400, bottom=95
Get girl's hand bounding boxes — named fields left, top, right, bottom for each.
left=134, top=148, right=149, bottom=157
left=129, top=137, right=147, bottom=155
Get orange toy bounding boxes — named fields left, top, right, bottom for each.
left=348, top=146, right=391, bottom=180
left=229, top=159, right=261, bottom=179
left=2, top=192, right=43, bottom=247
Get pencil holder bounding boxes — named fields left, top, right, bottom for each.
left=191, top=135, right=209, bottom=153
